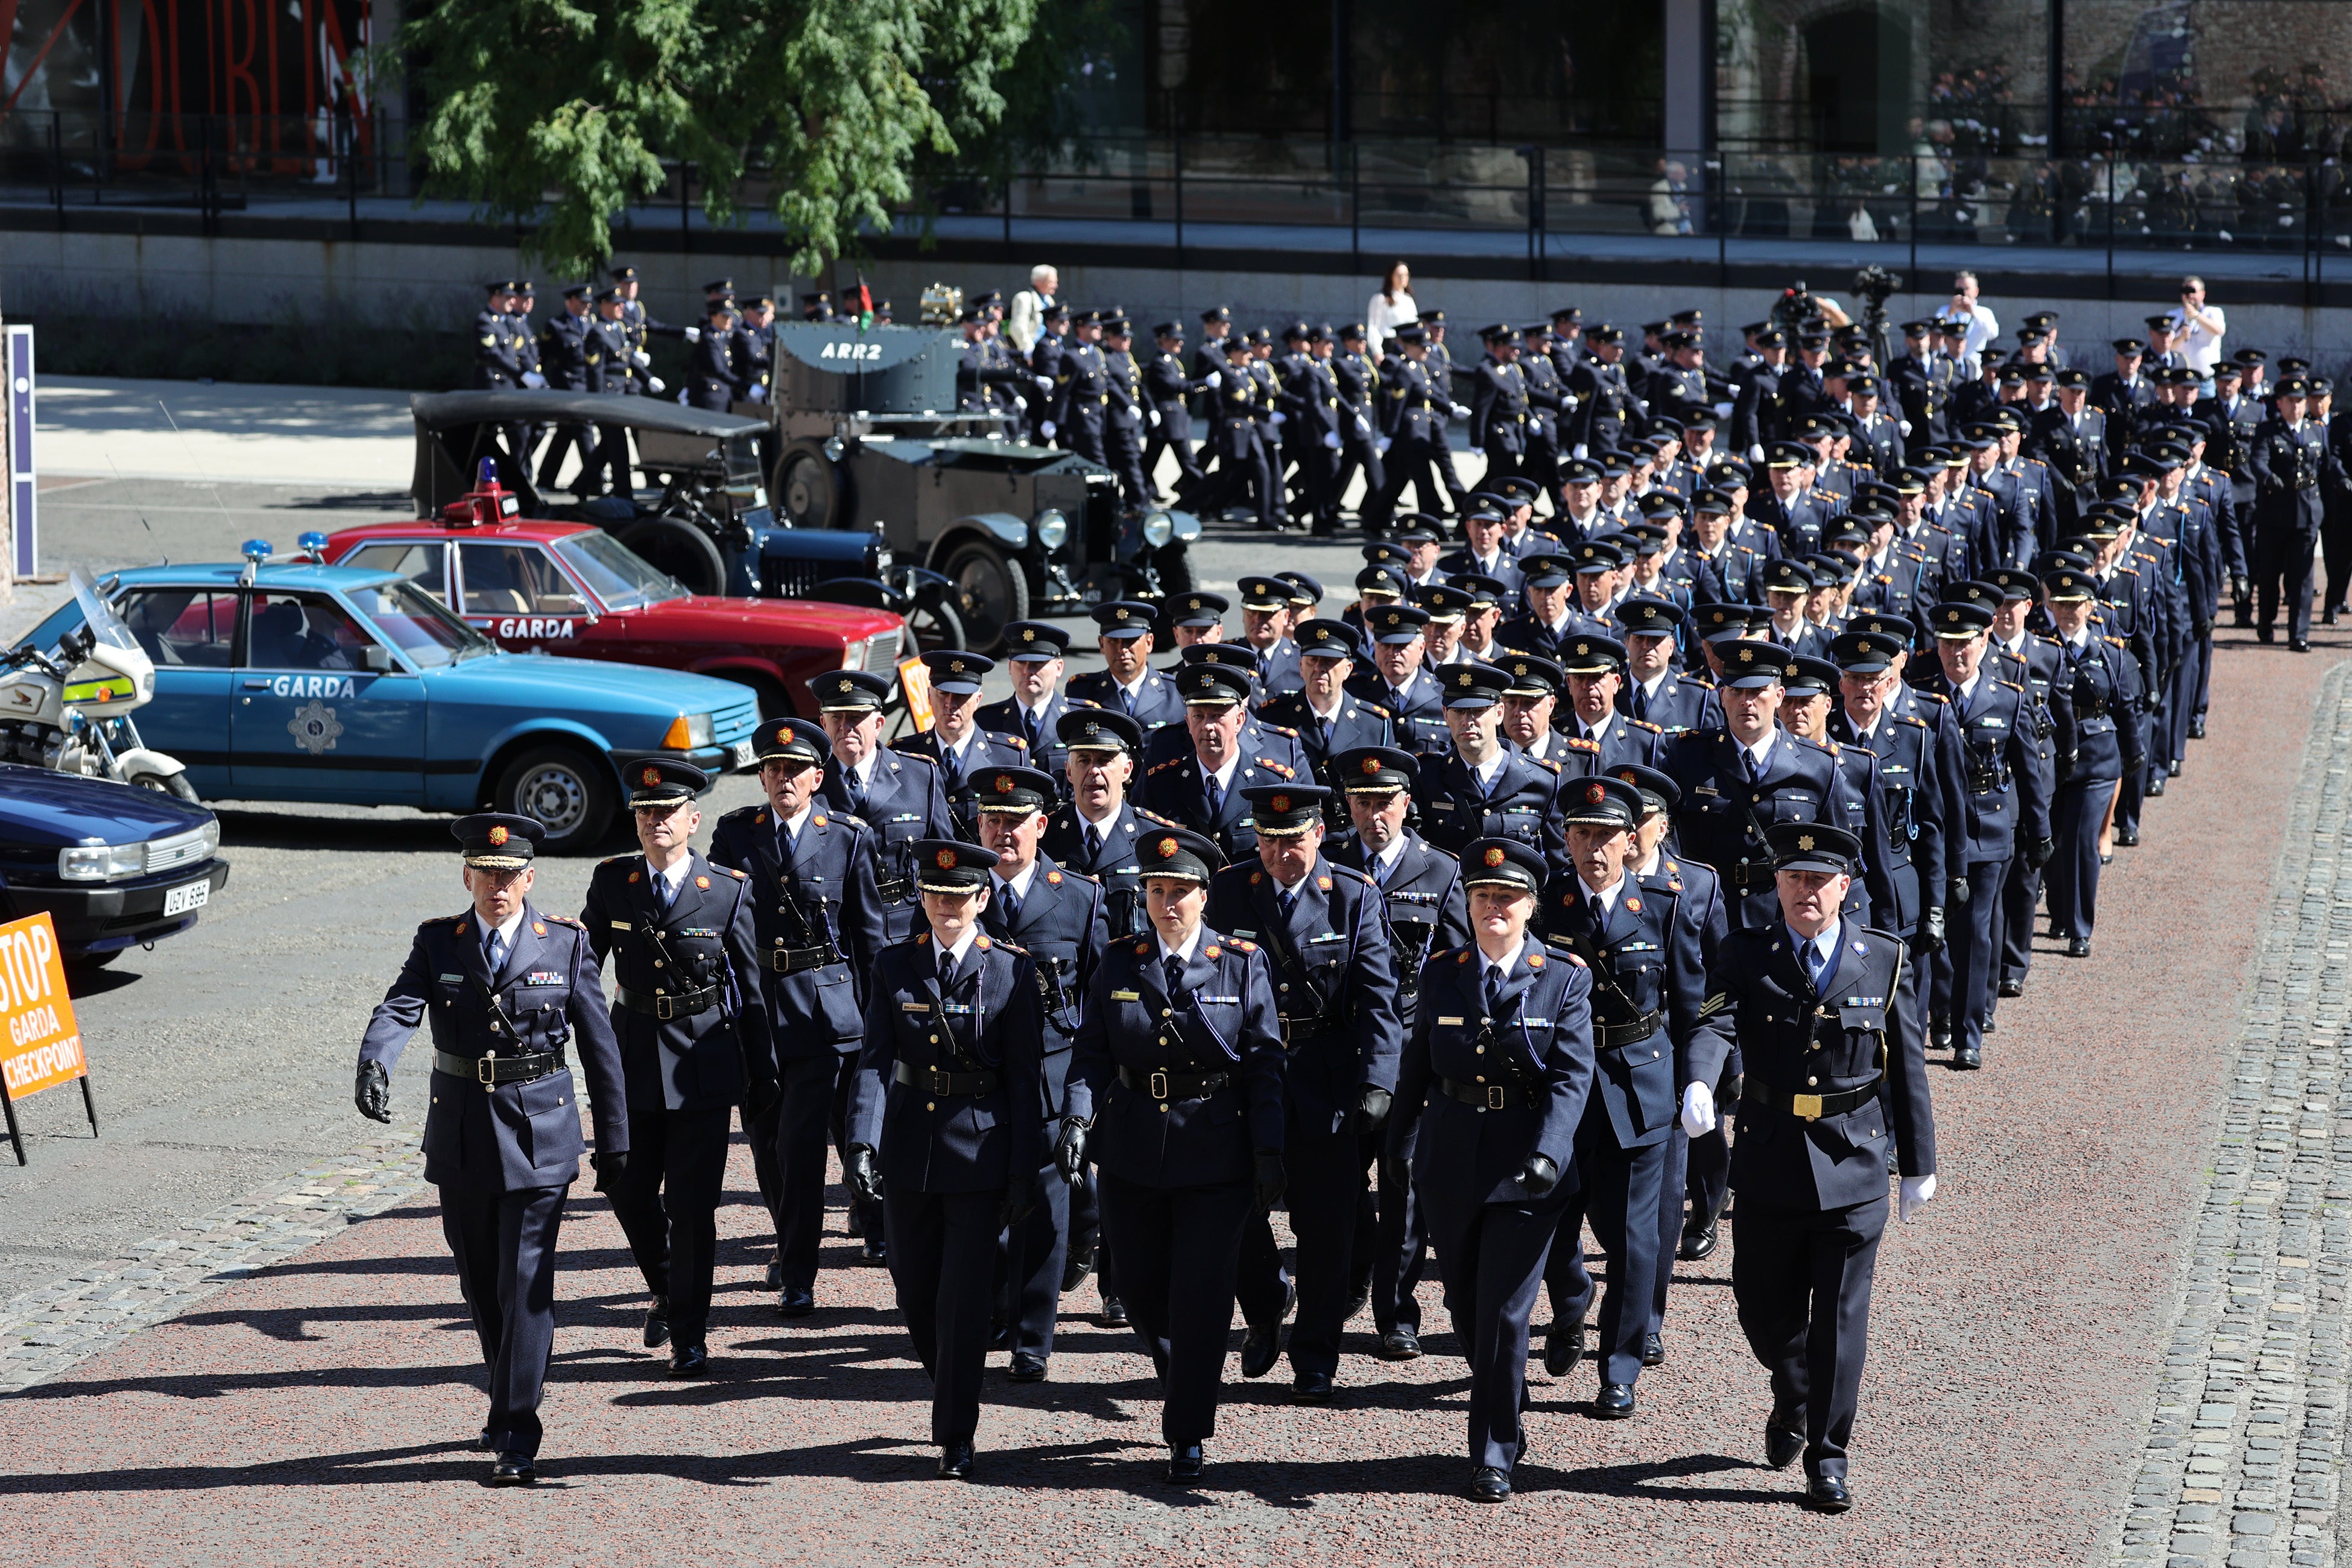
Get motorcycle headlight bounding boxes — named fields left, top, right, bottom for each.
left=1034, top=509, right=1069, bottom=550
left=1142, top=511, right=1175, bottom=548
left=59, top=841, right=144, bottom=882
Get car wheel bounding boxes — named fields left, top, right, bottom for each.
left=939, top=539, right=1029, bottom=653
left=496, top=745, right=618, bottom=853
left=617, top=516, right=729, bottom=597
left=738, top=672, right=794, bottom=721
left=1153, top=543, right=1198, bottom=598
left=772, top=442, right=844, bottom=530
left=905, top=598, right=967, bottom=654
left=124, top=768, right=200, bottom=803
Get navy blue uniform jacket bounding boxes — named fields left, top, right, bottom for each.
left=581, top=852, right=776, bottom=1111
left=706, top=801, right=888, bottom=1057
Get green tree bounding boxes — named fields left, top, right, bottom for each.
left=399, top=0, right=1046, bottom=277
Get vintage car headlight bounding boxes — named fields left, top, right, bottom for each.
left=1142, top=510, right=1175, bottom=548
left=662, top=713, right=716, bottom=749
left=841, top=640, right=868, bottom=669
left=1034, top=508, right=1069, bottom=550
left=59, top=841, right=145, bottom=882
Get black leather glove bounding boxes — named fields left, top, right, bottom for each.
left=354, top=1060, right=391, bottom=1122
left=1516, top=1152, right=1560, bottom=1199
left=1917, top=906, right=1946, bottom=953
left=845, top=1144, right=884, bottom=1206
left=1052, top=1118, right=1089, bottom=1182
left=744, top=1075, right=780, bottom=1121
left=2193, top=620, right=2212, bottom=638
left=1946, top=876, right=1970, bottom=908
left=998, top=1169, right=1036, bottom=1231
left=2027, top=835, right=2055, bottom=871
left=1382, top=1149, right=1410, bottom=1195
left=1353, top=1086, right=1393, bottom=1137
left=1252, top=1151, right=1287, bottom=1215
left=589, top=1148, right=628, bottom=1193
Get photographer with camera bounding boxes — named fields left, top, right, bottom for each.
left=1948, top=271, right=1999, bottom=375
left=2165, top=276, right=2228, bottom=390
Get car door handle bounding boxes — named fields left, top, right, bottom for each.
left=242, top=678, right=273, bottom=690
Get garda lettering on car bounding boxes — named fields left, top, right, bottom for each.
left=270, top=675, right=358, bottom=699
left=818, top=341, right=884, bottom=362
left=472, top=618, right=577, bottom=639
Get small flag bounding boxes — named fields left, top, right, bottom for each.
left=852, top=276, right=875, bottom=332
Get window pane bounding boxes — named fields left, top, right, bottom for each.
left=343, top=542, right=449, bottom=600
left=458, top=542, right=589, bottom=616
left=245, top=592, right=367, bottom=671
left=347, top=583, right=487, bottom=669
left=119, top=589, right=234, bottom=668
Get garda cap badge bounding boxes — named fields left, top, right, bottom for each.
left=935, top=848, right=958, bottom=869
left=1361, top=756, right=1381, bottom=774
left=1585, top=782, right=1606, bottom=804
left=487, top=824, right=510, bottom=847
left=1738, top=646, right=1755, bottom=663
left=1155, top=835, right=1180, bottom=859
left=950, top=659, right=966, bottom=673
left=995, top=774, right=1015, bottom=793
left=1484, top=846, right=1506, bottom=867
left=641, top=764, right=662, bottom=785
left=1271, top=794, right=1290, bottom=813
left=1114, top=605, right=1131, bottom=621
left=1798, top=833, right=1816, bottom=851
left=1020, top=627, right=1036, bottom=642
left=1575, top=642, right=1590, bottom=655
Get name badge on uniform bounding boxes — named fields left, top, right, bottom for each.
left=438, top=973, right=464, bottom=984
left=1111, top=989, right=1142, bottom=1001
left=1437, top=1016, right=1465, bottom=1026
left=902, top=1001, right=932, bottom=1013
left=610, top=919, right=631, bottom=931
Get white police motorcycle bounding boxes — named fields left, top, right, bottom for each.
left=0, top=567, right=195, bottom=798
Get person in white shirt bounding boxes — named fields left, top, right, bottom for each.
left=1949, top=271, right=1999, bottom=375
left=1006, top=264, right=1058, bottom=355
left=2166, top=274, right=2227, bottom=384
left=1367, top=260, right=1419, bottom=355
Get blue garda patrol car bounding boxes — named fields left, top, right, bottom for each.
left=17, top=541, right=760, bottom=852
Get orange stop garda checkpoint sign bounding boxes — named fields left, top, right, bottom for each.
left=0, top=912, right=100, bottom=1165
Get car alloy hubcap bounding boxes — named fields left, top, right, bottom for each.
left=517, top=765, right=589, bottom=835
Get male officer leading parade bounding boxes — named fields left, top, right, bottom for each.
left=357, top=814, right=627, bottom=1485
left=1682, top=820, right=1936, bottom=1513
left=582, top=759, right=777, bottom=1379
left=707, top=718, right=887, bottom=1315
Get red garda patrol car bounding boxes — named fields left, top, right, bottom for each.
left=324, top=476, right=908, bottom=720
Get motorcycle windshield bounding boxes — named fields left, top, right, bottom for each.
left=68, top=569, right=143, bottom=660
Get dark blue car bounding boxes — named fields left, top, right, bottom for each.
left=0, top=763, right=230, bottom=964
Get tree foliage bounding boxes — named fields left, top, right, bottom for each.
left=399, top=0, right=1045, bottom=276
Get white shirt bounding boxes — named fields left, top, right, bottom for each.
left=990, top=859, right=1041, bottom=906
left=846, top=751, right=880, bottom=792
left=1954, top=671, right=1984, bottom=712
left=1156, top=924, right=1206, bottom=968
left=1367, top=288, right=1420, bottom=354
left=1115, top=670, right=1151, bottom=706
left=1371, top=836, right=1411, bottom=880
left=1305, top=688, right=1346, bottom=722
left=1638, top=669, right=1671, bottom=703
left=646, top=853, right=692, bottom=904
left=1576, top=873, right=1626, bottom=918
left=939, top=923, right=982, bottom=972
left=1631, top=846, right=1664, bottom=879
left=776, top=799, right=816, bottom=855
left=1204, top=751, right=1242, bottom=794
left=1576, top=710, right=1616, bottom=747
left=1846, top=710, right=1883, bottom=748
left=476, top=906, right=526, bottom=956
left=2167, top=303, right=2227, bottom=376
left=1479, top=943, right=1520, bottom=994
left=1959, top=302, right=2001, bottom=373
left=1740, top=730, right=1777, bottom=774
left=1470, top=748, right=1509, bottom=790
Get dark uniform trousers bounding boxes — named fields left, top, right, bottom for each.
left=583, top=853, right=773, bottom=1345
left=1068, top=931, right=1286, bottom=1446
left=851, top=932, right=1045, bottom=1444
left=1391, top=937, right=1594, bottom=1473
left=1213, top=862, right=1402, bottom=1378
left=1695, top=922, right=1935, bottom=1484
left=2047, top=639, right=2142, bottom=944
left=709, top=803, right=887, bottom=1294
left=358, top=901, right=628, bottom=1459
left=1638, top=855, right=1726, bottom=1334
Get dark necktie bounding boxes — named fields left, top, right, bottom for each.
left=1121, top=683, right=1139, bottom=716
left=1589, top=894, right=1607, bottom=932
left=1745, top=746, right=1763, bottom=785
left=1083, top=821, right=1104, bottom=862
left=939, top=949, right=961, bottom=989
left=844, top=765, right=868, bottom=817
left=1025, top=706, right=1045, bottom=752
left=1806, top=935, right=1831, bottom=992
left=1482, top=963, right=1505, bottom=1019
left=1279, top=887, right=1298, bottom=923
left=1628, top=682, right=1649, bottom=722
left=1164, top=954, right=1186, bottom=999
left=1205, top=771, right=1225, bottom=818
left=484, top=927, right=508, bottom=975
left=998, top=880, right=1022, bottom=927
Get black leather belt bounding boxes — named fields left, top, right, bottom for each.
left=1730, top=860, right=1772, bottom=890
left=894, top=1059, right=1002, bottom=1096
left=615, top=983, right=720, bottom=1020
left=1279, top=1014, right=1339, bottom=1046
left=1596, top=1010, right=1662, bottom=1049
left=1744, top=1075, right=1882, bottom=1122
left=435, top=1048, right=566, bottom=1086
left=768, top=945, right=834, bottom=975
left=1439, top=1075, right=1537, bottom=1109
left=1119, top=1065, right=1233, bottom=1101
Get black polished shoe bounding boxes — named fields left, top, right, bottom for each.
left=1928, top=1018, right=1953, bottom=1051
left=2066, top=937, right=2091, bottom=958
left=1998, top=976, right=2025, bottom=998
left=642, top=1294, right=671, bottom=1349
left=1640, top=1332, right=1664, bottom=1367
left=1060, top=1245, right=1096, bottom=1294
left=2113, top=829, right=2139, bottom=847
left=2190, top=715, right=2207, bottom=740
left=861, top=1237, right=888, bottom=1265
left=937, top=1440, right=976, bottom=1481
left=2145, top=775, right=2166, bottom=797
left=1240, top=1322, right=1282, bottom=1379
left=1344, top=1283, right=1371, bottom=1322
left=1981, top=1013, right=1997, bottom=1034
left=2328, top=605, right=2342, bottom=626
left=475, top=1427, right=495, bottom=1453
left=1805, top=1473, right=1854, bottom=1513
left=2257, top=627, right=2276, bottom=643
left=667, top=1342, right=711, bottom=1378
left=1678, top=1220, right=1718, bottom=1260
left=487, top=1454, right=537, bottom=1487
left=1766, top=1404, right=1806, bottom=1470
left=777, top=1285, right=815, bottom=1318
left=1099, top=1294, right=1129, bottom=1328
left=1468, top=1465, right=1513, bottom=1502
left=1593, top=1382, right=1637, bottom=1418
left=764, top=1259, right=782, bottom=1290
left=1952, top=1043, right=1982, bottom=1070
left=1008, top=1352, right=1048, bottom=1384
left=1543, top=1320, right=1586, bottom=1377
left=2294, top=639, right=2313, bottom=653
left=1292, top=1371, right=1335, bottom=1404
left=1379, top=1326, right=1423, bottom=1361
left=1166, top=1444, right=1206, bottom=1482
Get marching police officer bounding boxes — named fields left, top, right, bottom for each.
left=977, top=621, right=1077, bottom=785
left=1535, top=773, right=1718, bottom=1410
left=707, top=719, right=888, bottom=1315
left=1208, top=785, right=1401, bottom=1400
left=1141, top=662, right=1301, bottom=858
left=1144, top=321, right=1210, bottom=506
left=582, top=759, right=777, bottom=1379
left=1388, top=836, right=1596, bottom=1502
left=1066, top=599, right=1186, bottom=729
left=357, top=814, right=628, bottom=1484
left=1681, top=821, right=1936, bottom=1513
left=1412, top=662, right=1566, bottom=870
left=970, top=767, right=1107, bottom=1379
left=846, top=839, right=1047, bottom=1480
left=1256, top=619, right=1397, bottom=794
left=895, top=651, right=1030, bottom=832
left=2249, top=376, right=2326, bottom=650
left=811, top=668, right=956, bottom=947
left=2042, top=566, right=2145, bottom=956
left=535, top=283, right=601, bottom=492
left=1345, top=602, right=1451, bottom=756
left=686, top=299, right=740, bottom=411
left=1064, top=825, right=1286, bottom=1483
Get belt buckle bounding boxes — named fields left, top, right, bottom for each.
left=653, top=994, right=676, bottom=1021
left=929, top=1066, right=952, bottom=1095
left=1149, top=1070, right=1169, bottom=1101
left=1791, top=1092, right=1824, bottom=1120
left=1486, top=1084, right=1506, bottom=1110
left=477, top=1055, right=498, bottom=1087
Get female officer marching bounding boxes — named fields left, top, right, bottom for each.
left=1062, top=825, right=1285, bottom=1484
left=1388, top=835, right=1596, bottom=1503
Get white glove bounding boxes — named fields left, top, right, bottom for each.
left=1451, top=403, right=1473, bottom=419
left=747, top=384, right=767, bottom=403
left=1323, top=431, right=1342, bottom=450
left=520, top=371, right=547, bottom=389
left=1563, top=394, right=1580, bottom=411
left=1899, top=1173, right=1936, bottom=1222
left=1713, top=400, right=1734, bottom=418
left=646, top=375, right=666, bottom=394
left=1899, top=419, right=1914, bottom=435
left=632, top=350, right=651, bottom=368
left=683, top=326, right=701, bottom=343
left=1204, top=371, right=1223, bottom=388
left=1269, top=411, right=1288, bottom=428
left=1035, top=375, right=1053, bottom=391
left=1680, top=1081, right=1717, bottom=1138
left=1376, top=436, right=1392, bottom=455
left=1749, top=443, right=1767, bottom=461
left=1573, top=443, right=1589, bottom=458
left=1041, top=420, right=1057, bottom=438
left=1148, top=408, right=1162, bottom=428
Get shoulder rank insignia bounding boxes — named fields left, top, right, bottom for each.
left=1257, top=759, right=1295, bottom=778
left=543, top=913, right=584, bottom=929
left=1316, top=875, right=1332, bottom=891
left=1567, top=736, right=1600, bottom=753
left=1628, top=718, right=1661, bottom=734
left=1226, top=938, right=1256, bottom=953
left=1135, top=940, right=1152, bottom=955
left=1045, top=870, right=1062, bottom=885
left=1260, top=721, right=1300, bottom=739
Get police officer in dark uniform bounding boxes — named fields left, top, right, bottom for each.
left=2249, top=376, right=2326, bottom=650
left=707, top=719, right=888, bottom=1315
left=1332, top=323, right=1389, bottom=530
left=581, top=759, right=776, bottom=1379
left=1568, top=324, right=1648, bottom=457
left=1208, top=786, right=1400, bottom=1400
left=1209, top=333, right=1279, bottom=524
left=976, top=621, right=1076, bottom=785
left=1029, top=302, right=1070, bottom=445
left=1099, top=317, right=1153, bottom=506
left=1387, top=836, right=1596, bottom=1502
left=1064, top=826, right=1286, bottom=1483
left=1346, top=602, right=1452, bottom=757
left=846, top=838, right=1046, bottom=1480
left=1144, top=321, right=1210, bottom=505
left=1683, top=821, right=1936, bottom=1513
left=811, top=669, right=956, bottom=946
left=894, top=651, right=1030, bottom=835
left=1472, top=325, right=1531, bottom=484
left=1368, top=323, right=1454, bottom=529
left=1535, top=774, right=1719, bottom=1410
left=1066, top=599, right=1187, bottom=730
left=1140, top=662, right=1298, bottom=858
left=686, top=299, right=740, bottom=411
left=2042, top=566, right=2145, bottom=956
left=1411, top=662, right=1567, bottom=870
left=474, top=280, right=523, bottom=390
left=1256, top=619, right=1396, bottom=794
left=535, top=283, right=602, bottom=492
left=356, top=813, right=627, bottom=1484
left=1058, top=311, right=1112, bottom=465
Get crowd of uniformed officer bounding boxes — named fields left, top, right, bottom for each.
left=370, top=284, right=2277, bottom=1511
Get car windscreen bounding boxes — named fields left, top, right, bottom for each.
left=551, top=531, right=686, bottom=610
left=347, top=580, right=497, bottom=668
